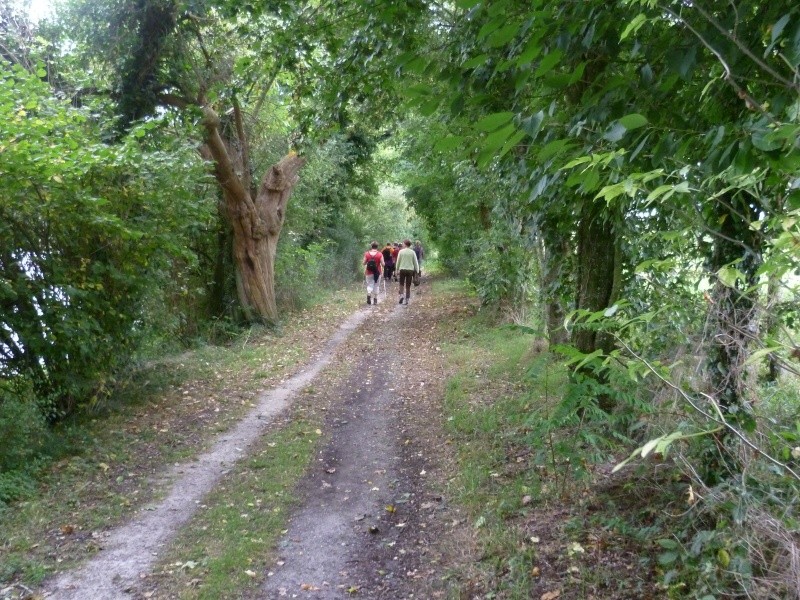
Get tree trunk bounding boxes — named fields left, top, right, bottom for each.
left=572, top=198, right=621, bottom=413
left=573, top=199, right=619, bottom=356
left=226, top=154, right=306, bottom=322
left=200, top=105, right=305, bottom=323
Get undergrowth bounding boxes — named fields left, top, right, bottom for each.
left=441, top=312, right=661, bottom=598
left=441, top=306, right=800, bottom=599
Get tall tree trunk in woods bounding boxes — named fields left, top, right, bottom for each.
left=200, top=104, right=305, bottom=323
left=229, top=154, right=305, bottom=322
left=707, top=193, right=762, bottom=415
left=572, top=198, right=621, bottom=412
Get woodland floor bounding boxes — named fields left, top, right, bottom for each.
left=3, top=277, right=656, bottom=600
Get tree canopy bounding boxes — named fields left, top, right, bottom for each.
left=1, top=0, right=799, bottom=595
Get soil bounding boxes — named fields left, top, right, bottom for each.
left=37, top=281, right=472, bottom=600
left=260, top=290, right=460, bottom=599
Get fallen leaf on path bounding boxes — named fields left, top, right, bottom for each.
left=300, top=583, right=321, bottom=591
left=541, top=591, right=561, bottom=600
left=245, top=569, right=257, bottom=577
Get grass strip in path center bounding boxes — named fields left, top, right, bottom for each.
left=38, top=306, right=371, bottom=600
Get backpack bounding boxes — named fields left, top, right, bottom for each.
left=366, top=252, right=379, bottom=274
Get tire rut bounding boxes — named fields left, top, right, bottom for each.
left=41, top=309, right=372, bottom=600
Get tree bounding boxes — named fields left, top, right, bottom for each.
left=0, top=60, right=210, bottom=413
left=63, top=0, right=308, bottom=322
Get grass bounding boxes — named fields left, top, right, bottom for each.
left=147, top=406, right=324, bottom=599
left=0, top=284, right=363, bottom=590
left=440, top=314, right=560, bottom=597
left=438, top=305, right=661, bottom=598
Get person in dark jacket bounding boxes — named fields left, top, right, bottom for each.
left=413, top=240, right=425, bottom=275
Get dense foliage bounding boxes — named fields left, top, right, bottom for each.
left=1, top=0, right=799, bottom=596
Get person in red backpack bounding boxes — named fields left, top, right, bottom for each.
left=363, top=241, right=385, bottom=305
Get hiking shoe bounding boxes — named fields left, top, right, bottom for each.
left=367, top=295, right=371, bottom=305
left=398, top=297, right=403, bottom=304
left=373, top=298, right=378, bottom=305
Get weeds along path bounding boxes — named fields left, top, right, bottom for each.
left=41, top=308, right=373, bottom=600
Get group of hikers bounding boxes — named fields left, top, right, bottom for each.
left=363, top=239, right=424, bottom=306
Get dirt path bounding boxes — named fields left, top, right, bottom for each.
left=262, top=294, right=455, bottom=598
left=42, top=283, right=465, bottom=599
left=41, top=310, right=372, bottom=600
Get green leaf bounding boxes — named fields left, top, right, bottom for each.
left=521, top=111, right=544, bottom=138
left=404, top=83, right=432, bottom=98
left=658, top=551, right=679, bottom=566
left=538, top=139, right=572, bottom=161
left=743, top=346, right=783, bottom=367
left=462, top=54, right=489, bottom=69
left=534, top=49, right=563, bottom=77
left=620, top=13, right=647, bottom=41
left=419, top=97, right=441, bottom=116
left=604, top=123, right=626, bottom=142
left=475, top=111, right=515, bottom=132
left=477, top=16, right=504, bottom=41
left=517, top=39, right=542, bottom=66
left=717, top=264, right=746, bottom=288
left=482, top=124, right=516, bottom=152
left=498, top=130, right=526, bottom=158
left=487, top=22, right=521, bottom=48
left=618, top=113, right=648, bottom=130
left=433, top=136, right=467, bottom=152
left=562, top=156, right=592, bottom=170
left=771, top=14, right=791, bottom=43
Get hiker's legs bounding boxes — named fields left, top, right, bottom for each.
left=367, top=273, right=381, bottom=304
left=372, top=273, right=380, bottom=303
left=399, top=270, right=413, bottom=301
left=365, top=274, right=375, bottom=304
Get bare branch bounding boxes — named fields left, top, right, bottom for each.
left=689, top=1, right=799, bottom=92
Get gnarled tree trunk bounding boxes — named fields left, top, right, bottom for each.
left=229, top=154, right=305, bottom=322
left=201, top=104, right=305, bottom=322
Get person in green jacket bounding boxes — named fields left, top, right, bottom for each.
left=395, top=239, right=420, bottom=305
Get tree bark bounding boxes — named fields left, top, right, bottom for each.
left=200, top=105, right=305, bottom=322
left=231, top=153, right=305, bottom=322
left=572, top=198, right=621, bottom=413
left=574, top=199, right=619, bottom=356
